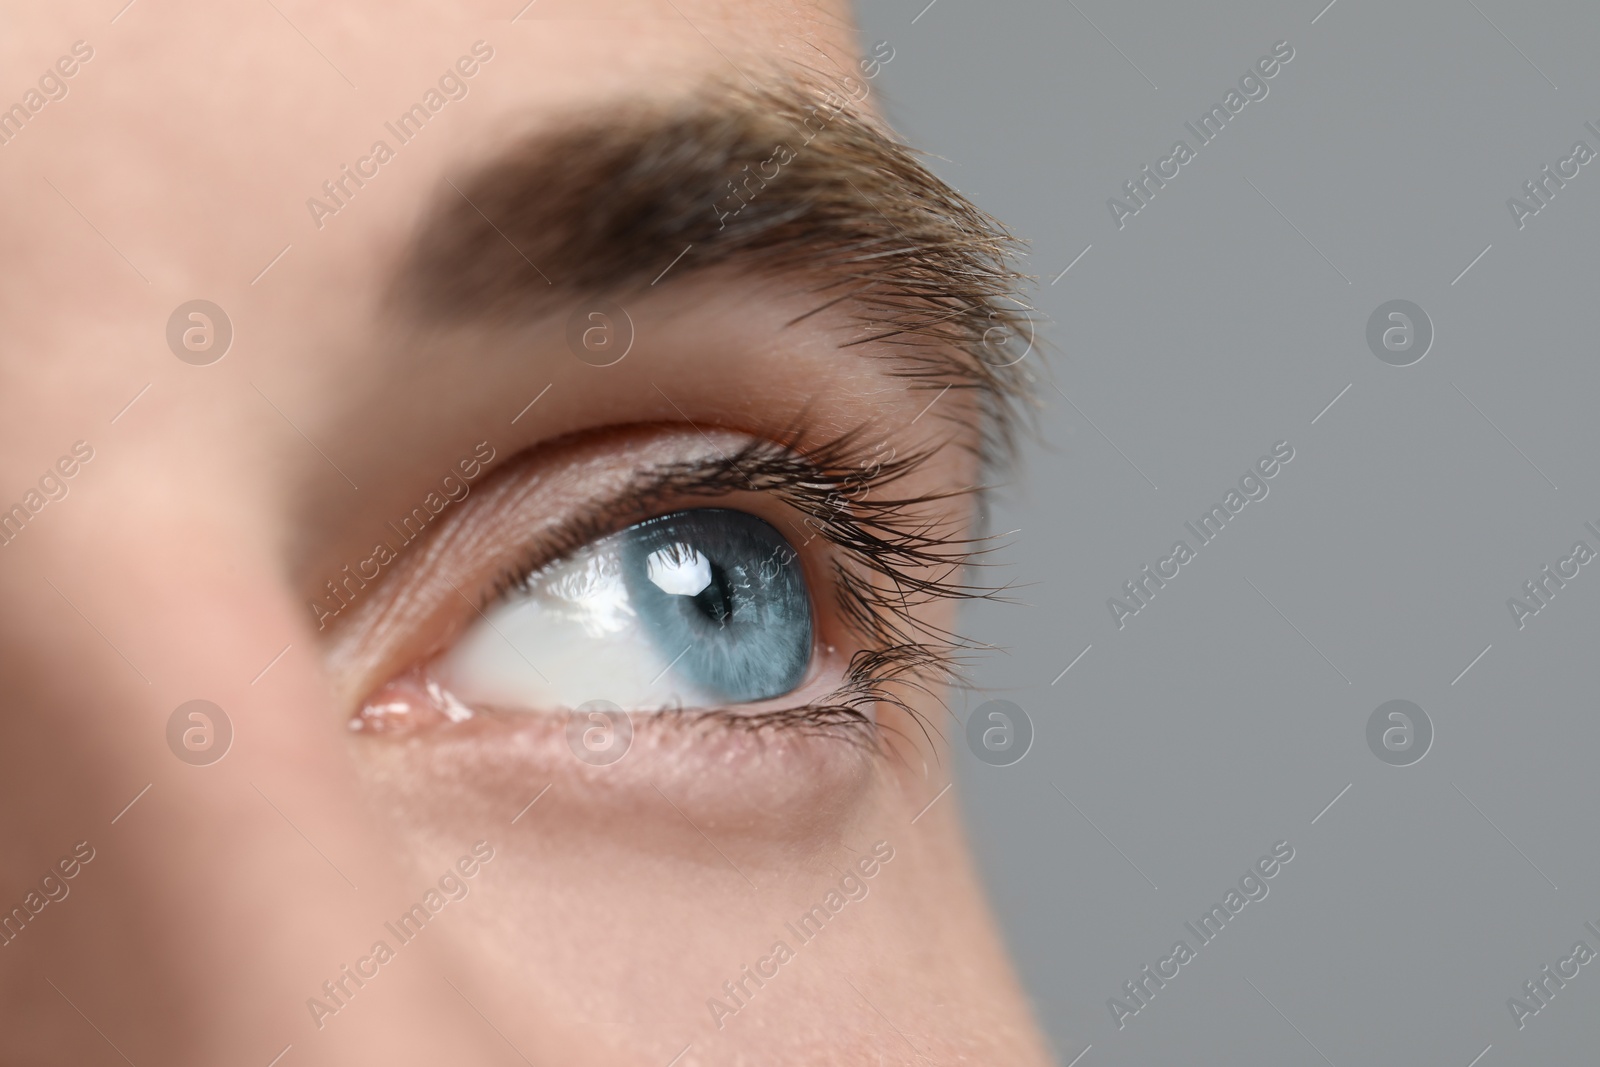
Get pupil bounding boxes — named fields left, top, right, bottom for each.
left=620, top=508, right=811, bottom=704
left=689, top=563, right=733, bottom=627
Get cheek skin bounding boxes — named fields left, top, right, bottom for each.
left=352, top=718, right=1046, bottom=1067
left=0, top=515, right=529, bottom=1064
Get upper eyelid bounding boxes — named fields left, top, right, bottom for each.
left=478, top=428, right=994, bottom=669
left=483, top=449, right=811, bottom=608
left=323, top=428, right=823, bottom=656
left=480, top=429, right=936, bottom=608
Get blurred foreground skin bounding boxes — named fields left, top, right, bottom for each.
left=0, top=2, right=1052, bottom=1064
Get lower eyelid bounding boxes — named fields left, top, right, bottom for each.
left=350, top=642, right=857, bottom=736
left=355, top=687, right=884, bottom=851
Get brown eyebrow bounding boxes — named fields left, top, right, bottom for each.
left=391, top=75, right=1035, bottom=466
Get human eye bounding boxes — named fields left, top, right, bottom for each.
left=343, top=427, right=985, bottom=749
left=435, top=506, right=813, bottom=713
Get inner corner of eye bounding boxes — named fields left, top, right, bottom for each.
left=426, top=508, right=816, bottom=716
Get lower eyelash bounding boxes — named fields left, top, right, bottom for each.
left=674, top=644, right=964, bottom=761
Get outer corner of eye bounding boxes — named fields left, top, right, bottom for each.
left=359, top=507, right=822, bottom=731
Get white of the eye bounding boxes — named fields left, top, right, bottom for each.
left=432, top=537, right=723, bottom=713
left=646, top=545, right=711, bottom=597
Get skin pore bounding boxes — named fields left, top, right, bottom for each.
left=0, top=2, right=1051, bottom=1064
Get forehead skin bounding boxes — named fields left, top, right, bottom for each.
left=0, top=3, right=1049, bottom=1066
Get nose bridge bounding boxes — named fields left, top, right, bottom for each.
left=0, top=486, right=521, bottom=1065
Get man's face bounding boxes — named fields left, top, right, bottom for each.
left=0, top=3, right=1047, bottom=1064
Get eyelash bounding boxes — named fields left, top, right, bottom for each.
left=479, top=425, right=1003, bottom=753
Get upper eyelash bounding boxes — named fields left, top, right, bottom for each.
left=485, top=424, right=1010, bottom=756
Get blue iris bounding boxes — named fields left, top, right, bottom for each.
left=619, top=509, right=811, bottom=704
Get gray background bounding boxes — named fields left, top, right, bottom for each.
left=856, top=0, right=1600, bottom=1063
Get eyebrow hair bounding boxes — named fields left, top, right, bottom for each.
left=394, top=75, right=1034, bottom=465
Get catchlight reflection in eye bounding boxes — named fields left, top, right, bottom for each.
left=435, top=509, right=813, bottom=712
